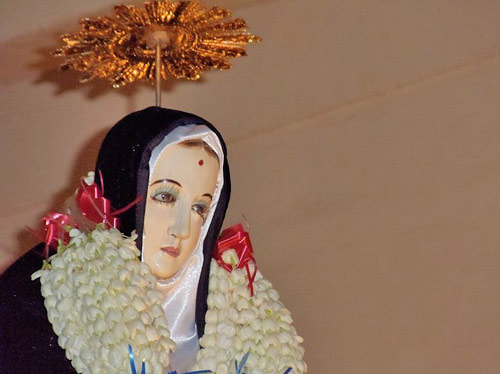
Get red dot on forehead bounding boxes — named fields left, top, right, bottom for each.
left=199, top=159, right=204, bottom=166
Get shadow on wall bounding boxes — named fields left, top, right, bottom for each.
left=1, top=26, right=179, bottom=106
left=29, top=33, right=179, bottom=100
left=10, top=128, right=110, bottom=271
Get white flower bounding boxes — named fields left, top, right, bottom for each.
left=267, top=289, right=280, bottom=301
left=205, top=310, right=218, bottom=324
left=240, top=309, right=257, bottom=323
left=83, top=171, right=95, bottom=186
left=200, top=259, right=307, bottom=374
left=204, top=323, right=216, bottom=335
left=34, top=227, right=174, bottom=373
left=213, top=292, right=229, bottom=309
left=34, top=222, right=306, bottom=373
left=237, top=325, right=254, bottom=341
left=216, top=334, right=233, bottom=349
left=217, top=322, right=236, bottom=338
left=250, top=318, right=261, bottom=332
left=221, top=249, right=238, bottom=265
left=215, top=363, right=229, bottom=374
left=230, top=269, right=246, bottom=285
left=208, top=276, right=218, bottom=292
left=236, top=298, right=250, bottom=311
left=218, top=277, right=230, bottom=292
left=199, top=334, right=216, bottom=348
left=261, top=318, right=277, bottom=334
left=233, top=285, right=250, bottom=301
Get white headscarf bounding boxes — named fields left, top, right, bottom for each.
left=143, top=124, right=224, bottom=372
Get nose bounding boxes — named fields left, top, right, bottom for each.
left=167, top=202, right=190, bottom=240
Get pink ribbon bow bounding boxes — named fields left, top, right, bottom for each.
left=41, top=212, right=73, bottom=257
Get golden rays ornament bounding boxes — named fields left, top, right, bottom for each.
left=54, top=0, right=261, bottom=91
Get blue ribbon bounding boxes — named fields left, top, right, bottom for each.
left=234, top=351, right=250, bottom=374
left=130, top=345, right=290, bottom=374
left=128, top=345, right=146, bottom=374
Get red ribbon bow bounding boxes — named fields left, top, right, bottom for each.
left=36, top=171, right=142, bottom=258
left=76, top=181, right=120, bottom=229
left=214, top=223, right=258, bottom=296
left=75, top=171, right=142, bottom=229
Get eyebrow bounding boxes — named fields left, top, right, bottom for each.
left=150, top=180, right=213, bottom=200
left=150, top=179, right=182, bottom=187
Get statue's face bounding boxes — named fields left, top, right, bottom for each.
left=143, top=142, right=219, bottom=279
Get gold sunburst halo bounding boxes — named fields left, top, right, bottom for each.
left=54, top=0, right=261, bottom=87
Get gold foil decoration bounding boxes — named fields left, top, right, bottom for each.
left=54, top=0, right=261, bottom=87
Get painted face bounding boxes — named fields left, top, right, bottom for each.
left=143, top=142, right=219, bottom=279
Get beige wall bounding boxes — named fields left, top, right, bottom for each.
left=2, top=0, right=500, bottom=372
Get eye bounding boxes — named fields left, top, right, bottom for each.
left=192, top=203, right=208, bottom=219
left=152, top=191, right=176, bottom=205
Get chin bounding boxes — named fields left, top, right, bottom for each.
left=153, top=267, right=178, bottom=280
left=154, top=271, right=171, bottom=279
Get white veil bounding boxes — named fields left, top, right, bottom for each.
left=143, top=124, right=224, bottom=372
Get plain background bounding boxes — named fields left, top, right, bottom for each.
left=1, top=0, right=500, bottom=372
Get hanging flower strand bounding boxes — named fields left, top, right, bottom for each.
left=54, top=0, right=261, bottom=87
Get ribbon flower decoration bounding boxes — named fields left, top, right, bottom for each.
left=76, top=179, right=121, bottom=229
left=214, top=223, right=257, bottom=296
left=39, top=212, right=73, bottom=257
left=39, top=171, right=141, bottom=257
left=75, top=170, right=142, bottom=229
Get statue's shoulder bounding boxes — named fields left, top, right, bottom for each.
left=0, top=244, right=75, bottom=372
left=1, top=244, right=45, bottom=307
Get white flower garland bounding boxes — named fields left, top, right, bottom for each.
left=33, top=227, right=306, bottom=374
left=32, top=227, right=175, bottom=374
left=194, top=250, right=307, bottom=374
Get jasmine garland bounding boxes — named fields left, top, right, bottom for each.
left=33, top=227, right=306, bottom=374
left=194, top=249, right=306, bottom=374
left=32, top=227, right=175, bottom=374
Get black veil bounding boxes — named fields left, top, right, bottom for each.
left=95, top=106, right=231, bottom=336
left=0, top=107, right=231, bottom=372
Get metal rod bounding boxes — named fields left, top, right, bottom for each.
left=155, top=43, right=161, bottom=107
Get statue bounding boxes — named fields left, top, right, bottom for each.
left=0, top=107, right=306, bottom=374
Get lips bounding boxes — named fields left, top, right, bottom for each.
left=161, top=246, right=180, bottom=257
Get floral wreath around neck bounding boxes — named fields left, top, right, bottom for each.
left=32, top=172, right=307, bottom=374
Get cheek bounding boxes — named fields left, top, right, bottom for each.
left=144, top=201, right=173, bottom=230
left=143, top=202, right=170, bottom=254
left=184, top=214, right=204, bottom=252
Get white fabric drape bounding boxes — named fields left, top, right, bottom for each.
left=143, top=125, right=224, bottom=372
